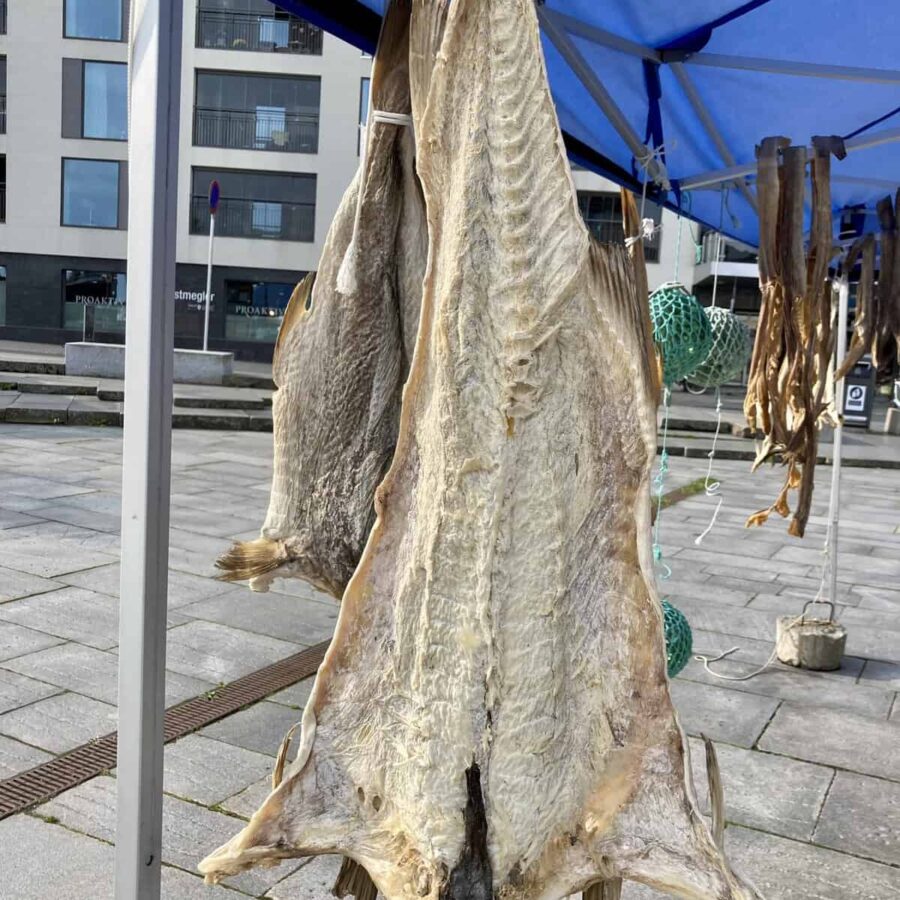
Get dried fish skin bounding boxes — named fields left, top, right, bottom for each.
left=201, top=1, right=761, bottom=898
left=215, top=3, right=425, bottom=597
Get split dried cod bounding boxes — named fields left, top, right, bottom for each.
left=201, top=1, right=762, bottom=898
left=215, top=3, right=425, bottom=598
left=873, top=192, right=900, bottom=380
left=744, top=137, right=840, bottom=537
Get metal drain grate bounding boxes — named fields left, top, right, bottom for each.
left=0, top=639, right=329, bottom=820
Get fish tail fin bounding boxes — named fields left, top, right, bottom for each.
left=215, top=537, right=289, bottom=584
left=333, top=858, right=379, bottom=900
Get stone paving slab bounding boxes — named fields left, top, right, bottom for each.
left=2, top=642, right=213, bottom=707
left=264, top=855, right=344, bottom=900
left=813, top=770, right=900, bottom=867
left=0, top=732, right=54, bottom=778
left=0, top=619, right=65, bottom=661
left=38, top=775, right=301, bottom=896
left=219, top=775, right=272, bottom=819
left=759, top=704, right=900, bottom=781
left=859, top=659, right=900, bottom=691
left=163, top=734, right=274, bottom=806
left=687, top=737, right=833, bottom=841
left=179, top=587, right=339, bottom=648
left=668, top=679, right=780, bottom=747
left=267, top=677, right=314, bottom=710
left=0, top=691, right=117, bottom=753
left=199, top=701, right=301, bottom=758
left=0, top=666, right=62, bottom=714
left=163, top=620, right=301, bottom=684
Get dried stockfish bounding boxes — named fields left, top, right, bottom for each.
left=873, top=192, right=900, bottom=380
left=215, top=2, right=425, bottom=598
left=201, top=0, right=762, bottom=897
left=744, top=137, right=841, bottom=537
left=834, top=234, right=876, bottom=380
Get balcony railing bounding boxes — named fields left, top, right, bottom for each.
left=702, top=230, right=757, bottom=264
left=194, top=107, right=318, bottom=153
left=0, top=95, right=5, bottom=134
left=196, top=9, right=323, bottom=54
left=190, top=195, right=314, bottom=242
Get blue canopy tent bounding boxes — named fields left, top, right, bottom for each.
left=273, top=0, right=900, bottom=247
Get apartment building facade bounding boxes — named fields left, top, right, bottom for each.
left=0, top=0, right=751, bottom=360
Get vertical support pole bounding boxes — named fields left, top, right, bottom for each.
left=115, top=1, right=183, bottom=898
left=827, top=276, right=849, bottom=606
left=203, top=213, right=215, bottom=352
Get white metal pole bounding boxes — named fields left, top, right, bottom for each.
left=115, top=0, right=183, bottom=897
left=203, top=212, right=215, bottom=352
left=827, top=276, right=850, bottom=606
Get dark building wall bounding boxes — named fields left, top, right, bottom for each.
left=0, top=252, right=304, bottom=361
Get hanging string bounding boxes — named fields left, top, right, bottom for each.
left=626, top=146, right=665, bottom=249
left=652, top=385, right=673, bottom=581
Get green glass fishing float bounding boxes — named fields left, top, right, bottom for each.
left=662, top=599, right=693, bottom=678
left=649, top=282, right=713, bottom=384
left=686, top=306, right=752, bottom=388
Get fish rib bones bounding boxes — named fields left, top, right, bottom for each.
left=201, top=1, right=763, bottom=898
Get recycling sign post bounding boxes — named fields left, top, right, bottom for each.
left=842, top=356, right=876, bottom=428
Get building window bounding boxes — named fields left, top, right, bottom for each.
left=0, top=155, right=5, bottom=223
left=64, top=0, right=124, bottom=41
left=0, top=1, right=6, bottom=36
left=0, top=57, right=6, bottom=135
left=358, top=77, right=370, bottom=154
left=63, top=269, right=127, bottom=334
left=196, top=0, right=322, bottom=54
left=194, top=71, right=320, bottom=153
left=577, top=191, right=661, bottom=263
left=226, top=279, right=295, bottom=342
left=62, top=158, right=121, bottom=228
left=190, top=167, right=315, bottom=242
left=82, top=61, right=127, bottom=139
left=0, top=266, right=6, bottom=326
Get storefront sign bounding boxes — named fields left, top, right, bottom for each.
left=175, top=289, right=214, bottom=312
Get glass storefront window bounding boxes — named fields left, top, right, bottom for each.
left=63, top=269, right=127, bottom=336
left=62, top=158, right=120, bottom=228
left=83, top=61, right=127, bottom=140
left=225, top=279, right=295, bottom=342
left=65, top=0, right=124, bottom=41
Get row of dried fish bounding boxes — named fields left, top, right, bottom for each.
left=202, top=1, right=761, bottom=899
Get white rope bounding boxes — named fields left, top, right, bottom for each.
left=694, top=613, right=804, bottom=682
left=694, top=387, right=724, bottom=545
left=337, top=108, right=413, bottom=295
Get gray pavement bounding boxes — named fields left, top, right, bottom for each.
left=0, top=424, right=898, bottom=898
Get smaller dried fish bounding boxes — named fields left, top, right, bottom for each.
left=873, top=192, right=900, bottom=380
left=834, top=234, right=876, bottom=380
left=744, top=136, right=841, bottom=537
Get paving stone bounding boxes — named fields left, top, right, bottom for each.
left=859, top=659, right=900, bottom=691
left=268, top=677, right=314, bottom=709
left=0, top=565, right=65, bottom=603
left=0, top=814, right=116, bottom=899
left=180, top=588, right=338, bottom=648
left=0, top=620, right=64, bottom=661
left=687, top=738, right=833, bottom=841
left=676, top=546, right=812, bottom=578
left=38, top=775, right=298, bottom=896
left=219, top=775, right=272, bottom=819
left=677, top=656, right=892, bottom=718
left=200, top=701, right=300, bottom=757
left=164, top=620, right=300, bottom=683
left=666, top=598, right=777, bottom=644
left=725, top=823, right=900, bottom=899
left=58, top=562, right=229, bottom=609
left=3, top=643, right=213, bottom=706
left=814, top=771, right=900, bottom=866
left=30, top=502, right=121, bottom=533
left=0, top=666, right=61, bottom=714
left=759, top=704, right=900, bottom=780
left=0, top=522, right=118, bottom=577
left=669, top=680, right=780, bottom=748
left=0, top=733, right=53, bottom=777
left=164, top=734, right=273, bottom=805
left=0, top=692, right=117, bottom=753
left=265, top=855, right=344, bottom=899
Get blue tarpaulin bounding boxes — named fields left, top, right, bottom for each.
left=273, top=0, right=900, bottom=248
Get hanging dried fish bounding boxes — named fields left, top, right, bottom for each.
left=200, top=1, right=761, bottom=897
left=744, top=136, right=842, bottom=537
left=215, top=2, right=426, bottom=598
left=834, top=234, right=876, bottom=380
left=872, top=192, right=900, bottom=381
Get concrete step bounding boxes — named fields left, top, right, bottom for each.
left=0, top=372, right=99, bottom=396
left=0, top=356, right=65, bottom=375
